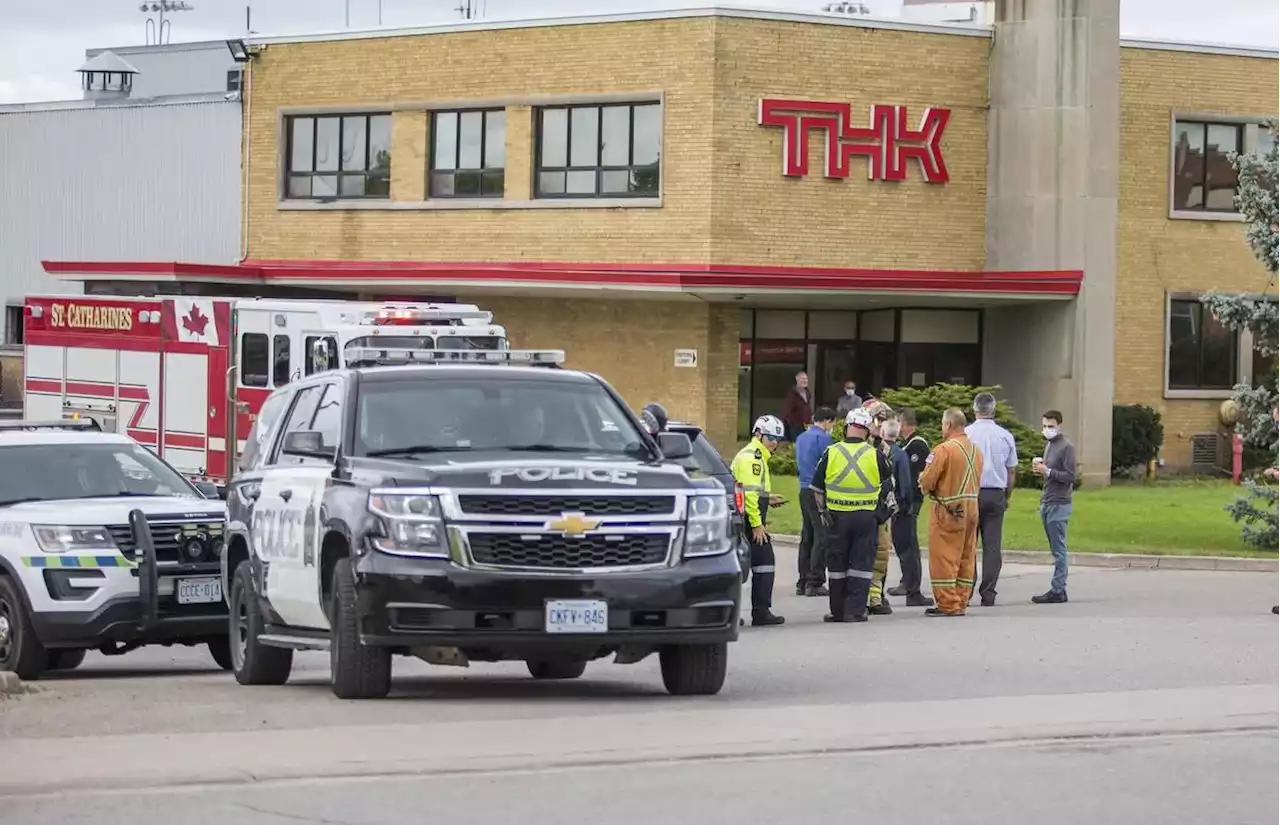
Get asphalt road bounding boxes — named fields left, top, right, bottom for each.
left=1, top=556, right=1276, bottom=824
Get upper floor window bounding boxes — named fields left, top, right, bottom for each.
left=1167, top=298, right=1237, bottom=391
left=285, top=113, right=391, bottom=200
left=430, top=109, right=505, bottom=198
left=1172, top=119, right=1244, bottom=213
left=226, top=68, right=242, bottom=93
left=535, top=102, right=661, bottom=198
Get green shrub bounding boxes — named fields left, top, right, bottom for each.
left=878, top=383, right=1045, bottom=489
left=1111, top=404, right=1164, bottom=476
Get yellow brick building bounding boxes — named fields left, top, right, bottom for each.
left=57, top=6, right=1278, bottom=479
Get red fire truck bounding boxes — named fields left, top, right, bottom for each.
left=22, top=296, right=507, bottom=488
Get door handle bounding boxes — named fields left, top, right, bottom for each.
left=279, top=489, right=293, bottom=502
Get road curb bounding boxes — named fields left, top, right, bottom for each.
left=770, top=535, right=1277, bottom=573
left=0, top=671, right=25, bottom=696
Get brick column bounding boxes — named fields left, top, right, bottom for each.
left=390, top=110, right=427, bottom=202
left=504, top=105, right=533, bottom=200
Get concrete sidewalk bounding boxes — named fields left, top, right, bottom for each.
left=771, top=535, right=1278, bottom=573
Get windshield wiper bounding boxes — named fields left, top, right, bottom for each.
left=0, top=497, right=44, bottom=507
left=501, top=445, right=597, bottom=453
left=365, top=445, right=462, bottom=458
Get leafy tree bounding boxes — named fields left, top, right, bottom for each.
left=1200, top=117, right=1278, bottom=550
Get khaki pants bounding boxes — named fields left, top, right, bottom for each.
left=868, top=520, right=892, bottom=606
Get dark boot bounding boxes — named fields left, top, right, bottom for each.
left=905, top=592, right=934, bottom=607
left=1031, top=590, right=1068, bottom=604
left=845, top=577, right=871, bottom=621
left=805, top=583, right=829, bottom=597
left=823, top=577, right=846, bottom=622
left=868, top=600, right=894, bottom=616
left=795, top=582, right=806, bottom=597
left=752, top=611, right=786, bottom=626
left=887, top=584, right=908, bottom=597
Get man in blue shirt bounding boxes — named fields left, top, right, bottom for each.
left=795, top=406, right=836, bottom=596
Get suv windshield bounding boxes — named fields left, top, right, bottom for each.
left=344, top=335, right=506, bottom=358
left=355, top=377, right=650, bottom=457
left=0, top=443, right=199, bottom=504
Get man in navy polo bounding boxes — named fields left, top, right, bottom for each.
left=795, top=406, right=836, bottom=596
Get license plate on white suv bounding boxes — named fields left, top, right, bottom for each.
left=545, top=600, right=608, bottom=634
left=176, top=577, right=222, bottom=605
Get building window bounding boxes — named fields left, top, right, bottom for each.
left=4, top=306, right=22, bottom=346
left=1168, top=298, right=1237, bottom=391
left=1172, top=119, right=1244, bottom=213
left=430, top=109, right=505, bottom=198
left=285, top=113, right=391, bottom=200
left=226, top=68, right=242, bottom=93
left=535, top=102, right=661, bottom=198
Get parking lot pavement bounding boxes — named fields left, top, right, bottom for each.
left=0, top=552, right=1275, bottom=822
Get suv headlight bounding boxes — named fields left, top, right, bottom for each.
left=367, top=491, right=448, bottom=558
left=683, top=492, right=732, bottom=558
left=32, top=525, right=116, bottom=555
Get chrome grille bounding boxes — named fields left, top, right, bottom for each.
left=457, top=495, right=675, bottom=517
left=467, top=533, right=670, bottom=570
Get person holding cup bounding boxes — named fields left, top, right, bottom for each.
left=1031, top=410, right=1076, bottom=604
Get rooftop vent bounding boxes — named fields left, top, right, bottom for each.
left=78, top=51, right=139, bottom=101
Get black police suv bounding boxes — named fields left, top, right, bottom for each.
left=221, top=348, right=743, bottom=699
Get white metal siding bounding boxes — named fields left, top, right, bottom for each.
left=84, top=43, right=241, bottom=98
left=0, top=99, right=241, bottom=342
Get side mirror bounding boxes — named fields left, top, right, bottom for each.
left=192, top=481, right=222, bottom=500
left=282, top=430, right=329, bottom=458
left=657, top=431, right=693, bottom=461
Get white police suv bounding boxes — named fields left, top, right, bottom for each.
left=0, top=419, right=228, bottom=680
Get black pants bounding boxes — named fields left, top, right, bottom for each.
left=891, top=503, right=923, bottom=595
left=825, top=509, right=878, bottom=619
left=749, top=536, right=777, bottom=617
left=977, top=488, right=1008, bottom=601
left=797, top=488, right=827, bottom=587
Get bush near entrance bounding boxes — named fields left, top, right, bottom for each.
left=1111, top=404, right=1164, bottom=477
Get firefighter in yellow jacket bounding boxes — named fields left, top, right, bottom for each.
left=731, top=415, right=788, bottom=626
left=865, top=401, right=898, bottom=615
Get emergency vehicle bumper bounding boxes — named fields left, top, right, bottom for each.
left=353, top=550, right=742, bottom=651
left=29, top=596, right=227, bottom=649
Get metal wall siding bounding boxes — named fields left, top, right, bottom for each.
left=0, top=100, right=241, bottom=339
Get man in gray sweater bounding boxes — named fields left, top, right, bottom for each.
left=1031, top=409, right=1075, bottom=603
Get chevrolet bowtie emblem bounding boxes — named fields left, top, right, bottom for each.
left=546, top=512, right=600, bottom=536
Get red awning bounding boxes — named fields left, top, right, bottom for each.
left=42, top=258, right=1083, bottom=300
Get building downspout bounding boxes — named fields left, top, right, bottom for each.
left=236, top=56, right=250, bottom=262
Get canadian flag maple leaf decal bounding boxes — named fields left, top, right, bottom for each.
left=181, top=304, right=210, bottom=337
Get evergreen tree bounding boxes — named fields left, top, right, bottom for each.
left=1200, top=118, right=1278, bottom=550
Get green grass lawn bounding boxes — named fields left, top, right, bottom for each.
left=764, top=476, right=1276, bottom=557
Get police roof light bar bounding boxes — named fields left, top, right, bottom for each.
left=345, top=347, right=566, bottom=368
left=0, top=418, right=102, bottom=433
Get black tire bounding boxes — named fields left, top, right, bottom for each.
left=229, top=560, right=292, bottom=686
left=330, top=558, right=391, bottom=700
left=207, top=637, right=233, bottom=671
left=659, top=643, right=728, bottom=696
left=0, top=575, right=46, bottom=681
left=46, top=649, right=86, bottom=672
left=527, top=659, right=587, bottom=680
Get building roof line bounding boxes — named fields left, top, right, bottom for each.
left=1120, top=36, right=1278, bottom=60
left=244, top=4, right=993, bottom=47
left=0, top=92, right=237, bottom=115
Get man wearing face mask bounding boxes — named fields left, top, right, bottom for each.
left=836, top=380, right=863, bottom=418
left=1031, top=410, right=1076, bottom=604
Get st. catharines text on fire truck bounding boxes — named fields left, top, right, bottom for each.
left=48, top=303, right=135, bottom=331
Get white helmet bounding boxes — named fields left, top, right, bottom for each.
left=846, top=408, right=874, bottom=429
left=752, top=415, right=785, bottom=439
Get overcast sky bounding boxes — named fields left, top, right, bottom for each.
left=0, top=0, right=1276, bottom=103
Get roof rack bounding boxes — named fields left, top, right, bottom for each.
left=345, top=347, right=566, bottom=369
left=0, top=418, right=102, bottom=433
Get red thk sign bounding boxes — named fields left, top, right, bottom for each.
left=757, top=99, right=951, bottom=184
